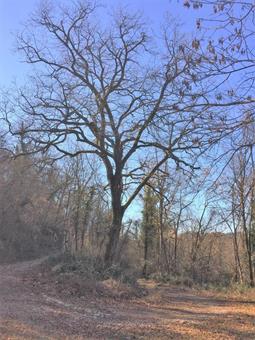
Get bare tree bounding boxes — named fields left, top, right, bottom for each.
left=214, top=113, right=255, bottom=286
left=229, top=149, right=255, bottom=286
left=3, top=1, right=227, bottom=265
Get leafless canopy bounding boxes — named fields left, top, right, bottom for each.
left=2, top=1, right=237, bottom=263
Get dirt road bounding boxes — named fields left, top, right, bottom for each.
left=0, top=258, right=255, bottom=339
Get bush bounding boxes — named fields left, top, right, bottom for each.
left=41, top=251, right=147, bottom=299
left=45, top=251, right=139, bottom=285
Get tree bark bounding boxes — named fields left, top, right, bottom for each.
left=104, top=208, right=123, bottom=266
left=104, top=172, right=124, bottom=266
left=143, top=220, right=149, bottom=278
left=247, top=244, right=254, bottom=287
left=159, top=195, right=170, bottom=275
left=233, top=231, right=243, bottom=283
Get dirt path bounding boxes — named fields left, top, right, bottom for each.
left=0, top=258, right=255, bottom=339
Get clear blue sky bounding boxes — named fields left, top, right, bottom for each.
left=0, top=0, right=201, bottom=87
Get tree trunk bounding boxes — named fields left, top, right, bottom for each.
left=104, top=173, right=124, bottom=266
left=143, top=222, right=149, bottom=278
left=233, top=231, right=243, bottom=283
left=247, top=247, right=254, bottom=287
left=104, top=208, right=123, bottom=266
left=80, top=189, right=94, bottom=250
left=159, top=195, right=170, bottom=275
left=173, top=228, right=178, bottom=274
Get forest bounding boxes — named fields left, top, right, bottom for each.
left=0, top=1, right=255, bottom=339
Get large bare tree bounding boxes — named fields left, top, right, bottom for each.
left=3, top=1, right=227, bottom=265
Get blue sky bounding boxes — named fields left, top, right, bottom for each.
left=0, top=0, right=205, bottom=221
left=0, top=0, right=201, bottom=87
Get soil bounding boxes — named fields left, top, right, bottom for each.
left=0, top=257, right=255, bottom=339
